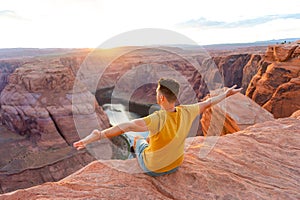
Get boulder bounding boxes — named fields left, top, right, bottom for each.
left=1, top=116, right=299, bottom=199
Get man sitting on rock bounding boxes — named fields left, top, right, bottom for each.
left=74, top=78, right=241, bottom=176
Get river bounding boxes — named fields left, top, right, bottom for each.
left=102, top=104, right=149, bottom=159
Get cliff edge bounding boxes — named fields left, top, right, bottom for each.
left=1, top=112, right=299, bottom=200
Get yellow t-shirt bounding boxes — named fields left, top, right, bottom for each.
left=142, top=104, right=199, bottom=173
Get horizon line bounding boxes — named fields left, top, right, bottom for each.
left=0, top=37, right=299, bottom=50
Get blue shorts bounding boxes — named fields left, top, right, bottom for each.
left=135, top=138, right=178, bottom=177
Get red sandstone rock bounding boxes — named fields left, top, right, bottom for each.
left=1, top=117, right=299, bottom=199
left=201, top=105, right=240, bottom=136
left=213, top=54, right=251, bottom=88
left=263, top=77, right=300, bottom=118
left=241, top=54, right=262, bottom=93
left=0, top=59, right=111, bottom=193
left=246, top=45, right=300, bottom=118
left=0, top=61, right=110, bottom=145
left=290, top=110, right=300, bottom=119
left=201, top=92, right=274, bottom=136
left=265, top=44, right=298, bottom=62
left=293, top=46, right=300, bottom=58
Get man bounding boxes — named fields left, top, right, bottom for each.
left=74, top=78, right=242, bottom=176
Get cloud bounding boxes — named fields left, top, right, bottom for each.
left=178, top=13, right=300, bottom=29
left=0, top=10, right=27, bottom=21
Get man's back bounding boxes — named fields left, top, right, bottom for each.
left=142, top=104, right=199, bottom=172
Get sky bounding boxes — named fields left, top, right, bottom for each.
left=0, top=0, right=300, bottom=48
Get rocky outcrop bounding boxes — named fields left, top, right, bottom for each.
left=201, top=105, right=240, bottom=136
left=247, top=42, right=300, bottom=118
left=0, top=60, right=22, bottom=94
left=1, top=116, right=299, bottom=199
left=262, top=76, right=300, bottom=118
left=265, top=44, right=299, bottom=62
left=0, top=59, right=111, bottom=193
left=201, top=92, right=274, bottom=136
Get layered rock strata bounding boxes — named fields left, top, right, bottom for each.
left=0, top=60, right=110, bottom=193
left=247, top=42, right=300, bottom=118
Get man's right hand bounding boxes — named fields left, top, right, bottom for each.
left=73, top=129, right=103, bottom=150
left=225, top=85, right=242, bottom=97
left=73, top=140, right=85, bottom=150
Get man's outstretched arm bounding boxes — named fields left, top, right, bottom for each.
left=197, top=85, right=242, bottom=114
left=73, top=118, right=148, bottom=150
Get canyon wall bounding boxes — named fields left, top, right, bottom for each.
left=0, top=59, right=111, bottom=193
left=246, top=41, right=300, bottom=118
left=0, top=61, right=22, bottom=95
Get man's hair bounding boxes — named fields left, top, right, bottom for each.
left=158, top=78, right=180, bottom=103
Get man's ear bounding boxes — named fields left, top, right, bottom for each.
left=160, top=95, right=164, bottom=101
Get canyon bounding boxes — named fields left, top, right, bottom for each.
left=0, top=41, right=299, bottom=197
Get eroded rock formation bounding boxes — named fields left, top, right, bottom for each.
left=0, top=60, right=22, bottom=94
left=201, top=92, right=274, bottom=136
left=247, top=42, right=300, bottom=118
left=1, top=115, right=299, bottom=199
left=0, top=59, right=111, bottom=193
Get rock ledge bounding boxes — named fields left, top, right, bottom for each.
left=1, top=117, right=299, bottom=200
